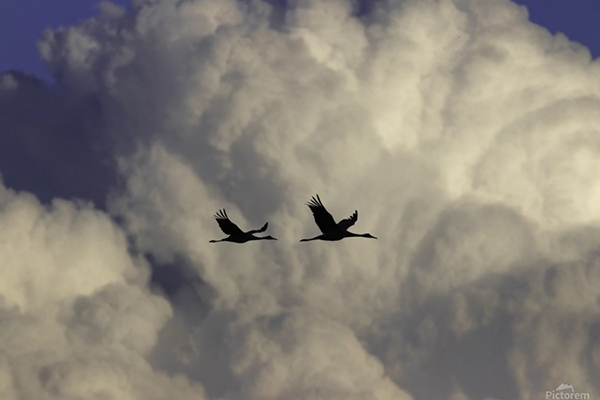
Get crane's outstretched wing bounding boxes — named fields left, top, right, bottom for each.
left=337, top=210, right=357, bottom=231
left=214, top=209, right=244, bottom=236
left=247, top=222, right=268, bottom=235
left=306, top=195, right=338, bottom=234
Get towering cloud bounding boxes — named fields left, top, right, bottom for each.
left=1, top=0, right=599, bottom=398
left=0, top=181, right=206, bottom=399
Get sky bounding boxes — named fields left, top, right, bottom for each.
left=0, top=0, right=128, bottom=81
left=0, top=0, right=599, bottom=82
left=1, top=1, right=600, bottom=399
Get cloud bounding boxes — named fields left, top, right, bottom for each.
left=2, top=0, right=600, bottom=398
left=0, top=181, right=206, bottom=399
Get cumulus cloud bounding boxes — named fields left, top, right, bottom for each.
left=1, top=0, right=600, bottom=398
left=0, top=180, right=206, bottom=399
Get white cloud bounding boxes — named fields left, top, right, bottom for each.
left=0, top=181, right=206, bottom=399
left=2, top=0, right=600, bottom=398
left=0, top=184, right=139, bottom=312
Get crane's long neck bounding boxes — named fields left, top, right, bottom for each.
left=300, top=235, right=323, bottom=242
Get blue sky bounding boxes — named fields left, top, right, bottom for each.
left=0, top=0, right=599, bottom=82
left=0, top=0, right=130, bottom=81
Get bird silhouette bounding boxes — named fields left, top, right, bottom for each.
left=300, top=195, right=377, bottom=242
left=209, top=209, right=277, bottom=243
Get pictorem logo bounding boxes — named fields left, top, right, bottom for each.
left=546, top=383, right=590, bottom=399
